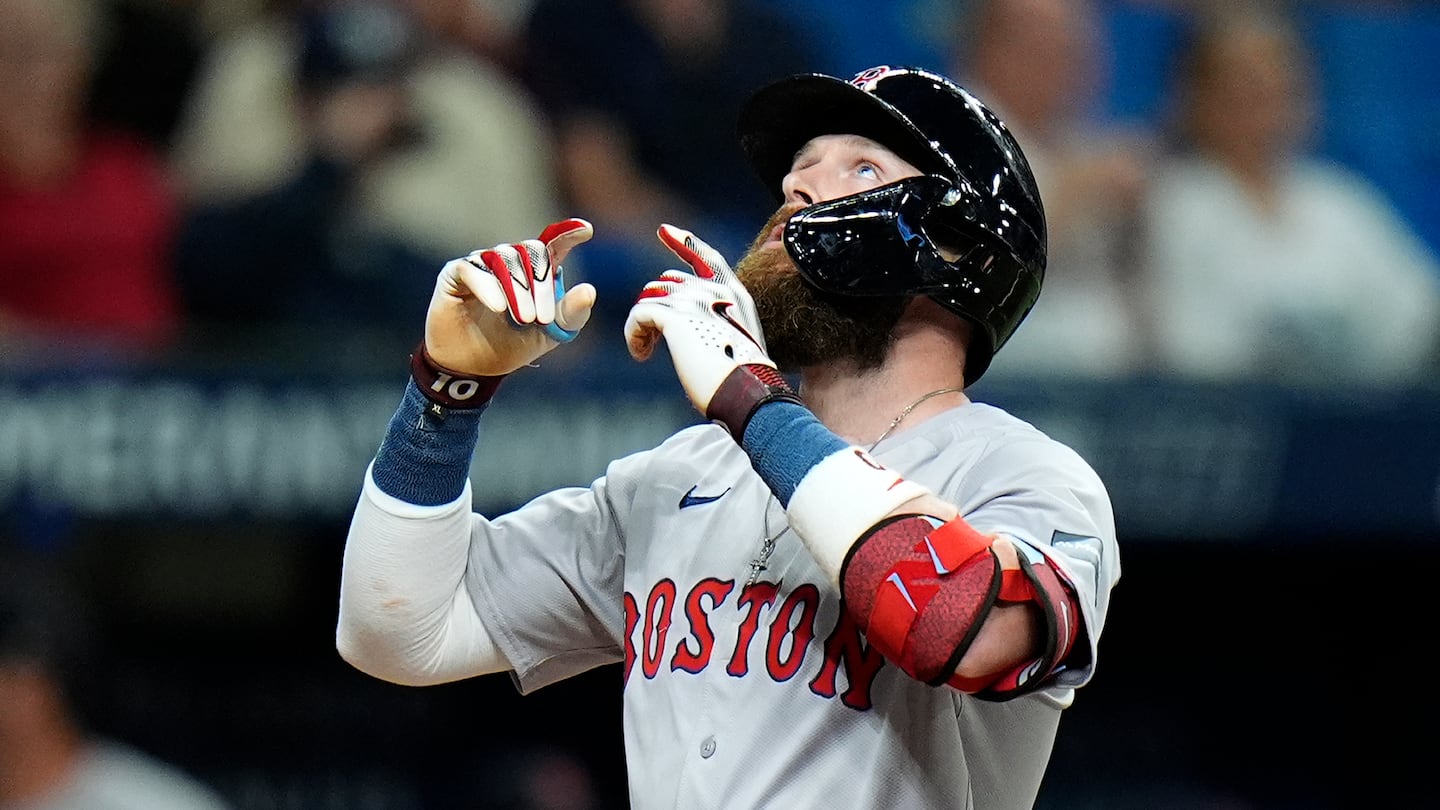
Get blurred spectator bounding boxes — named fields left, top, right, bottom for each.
left=170, top=0, right=560, bottom=348
left=400, top=0, right=535, bottom=74
left=1140, top=7, right=1440, bottom=387
left=0, top=0, right=182, bottom=356
left=950, top=0, right=1157, bottom=380
left=173, top=0, right=436, bottom=343
left=518, top=0, right=816, bottom=329
left=174, top=0, right=560, bottom=258
left=0, top=552, right=232, bottom=810
left=86, top=0, right=207, bottom=151
left=770, top=0, right=948, bottom=83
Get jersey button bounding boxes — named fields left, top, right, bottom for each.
left=700, top=736, right=716, bottom=758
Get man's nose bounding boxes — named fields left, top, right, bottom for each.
left=781, top=168, right=816, bottom=206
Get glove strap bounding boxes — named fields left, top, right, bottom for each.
left=706, top=364, right=803, bottom=441
left=409, top=342, right=505, bottom=411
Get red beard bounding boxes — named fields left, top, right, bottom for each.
left=734, top=206, right=907, bottom=372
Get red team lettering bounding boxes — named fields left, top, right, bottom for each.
left=641, top=579, right=677, bottom=679
left=672, top=578, right=734, bottom=674
left=766, top=584, right=819, bottom=682
left=728, top=581, right=779, bottom=677
left=809, top=609, right=886, bottom=710
left=623, top=592, right=640, bottom=683
left=623, top=578, right=886, bottom=711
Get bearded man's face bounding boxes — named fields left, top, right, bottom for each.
left=734, top=206, right=908, bottom=372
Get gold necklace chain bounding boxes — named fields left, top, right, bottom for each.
left=744, top=386, right=964, bottom=586
left=867, top=387, right=965, bottom=451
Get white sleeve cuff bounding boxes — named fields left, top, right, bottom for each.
left=786, top=447, right=930, bottom=585
left=363, top=460, right=473, bottom=518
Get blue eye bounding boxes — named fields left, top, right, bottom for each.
left=857, top=163, right=878, bottom=178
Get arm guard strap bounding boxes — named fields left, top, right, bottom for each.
left=950, top=538, right=1084, bottom=701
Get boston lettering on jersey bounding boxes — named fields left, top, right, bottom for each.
left=622, top=577, right=887, bottom=710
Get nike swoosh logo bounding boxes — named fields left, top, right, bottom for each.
left=678, top=485, right=731, bottom=509
left=924, top=538, right=952, bottom=575
left=884, top=573, right=918, bottom=611
left=711, top=301, right=762, bottom=348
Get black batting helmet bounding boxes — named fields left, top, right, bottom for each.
left=737, top=65, right=1046, bottom=385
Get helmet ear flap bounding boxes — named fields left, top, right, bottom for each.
left=782, top=175, right=964, bottom=297
left=920, top=217, right=975, bottom=262
left=908, top=220, right=1019, bottom=387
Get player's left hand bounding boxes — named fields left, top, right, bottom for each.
left=425, top=218, right=595, bottom=376
left=625, top=225, right=773, bottom=416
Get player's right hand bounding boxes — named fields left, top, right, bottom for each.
left=424, top=218, right=596, bottom=375
left=625, top=224, right=774, bottom=416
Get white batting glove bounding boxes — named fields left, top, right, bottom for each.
left=626, top=225, right=799, bottom=438
left=425, top=218, right=596, bottom=376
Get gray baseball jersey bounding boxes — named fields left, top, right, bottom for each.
left=431, top=400, right=1119, bottom=810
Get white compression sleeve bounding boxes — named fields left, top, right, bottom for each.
left=336, top=465, right=511, bottom=685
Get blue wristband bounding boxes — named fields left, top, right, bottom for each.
left=371, top=380, right=487, bottom=505
left=740, top=401, right=849, bottom=507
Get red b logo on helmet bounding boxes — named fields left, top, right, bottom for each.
left=851, top=66, right=895, bottom=90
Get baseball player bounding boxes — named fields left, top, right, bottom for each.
left=338, top=65, right=1120, bottom=809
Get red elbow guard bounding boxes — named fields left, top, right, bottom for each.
left=840, top=514, right=1000, bottom=686
left=841, top=515, right=1084, bottom=696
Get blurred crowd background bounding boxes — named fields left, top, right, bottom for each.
left=1, top=0, right=1436, bottom=808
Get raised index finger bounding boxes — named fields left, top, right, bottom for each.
left=657, top=224, right=727, bottom=281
